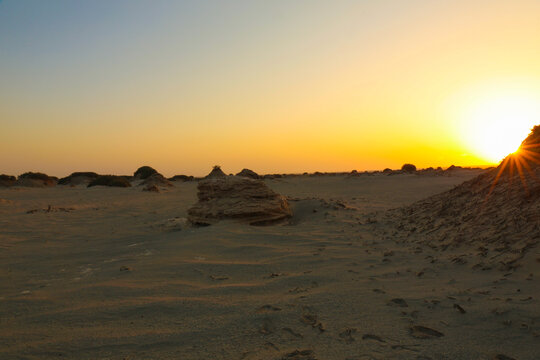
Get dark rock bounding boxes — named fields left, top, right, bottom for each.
left=205, top=165, right=227, bottom=179
left=17, top=172, right=57, bottom=187
left=134, top=166, right=158, bottom=180
left=236, top=168, right=260, bottom=179
left=87, top=175, right=131, bottom=188
left=0, top=174, right=16, bottom=187
left=168, top=174, right=194, bottom=182
left=58, top=172, right=99, bottom=186
left=401, top=164, right=417, bottom=172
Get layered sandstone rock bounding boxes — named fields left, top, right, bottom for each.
left=188, top=176, right=292, bottom=226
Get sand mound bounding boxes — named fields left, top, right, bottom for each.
left=58, top=172, right=99, bottom=186
left=139, top=173, right=173, bottom=188
left=236, top=168, right=260, bottom=179
left=87, top=175, right=131, bottom=188
left=388, top=126, right=540, bottom=270
left=133, top=166, right=158, bottom=180
left=188, top=176, right=292, bottom=225
left=168, top=174, right=194, bottom=182
left=236, top=169, right=261, bottom=179
left=204, top=165, right=227, bottom=179
left=142, top=184, right=160, bottom=192
left=401, top=163, right=417, bottom=173
left=16, top=172, right=57, bottom=187
left=0, top=175, right=16, bottom=187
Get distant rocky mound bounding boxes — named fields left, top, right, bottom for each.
left=133, top=166, right=158, bottom=180
left=168, top=175, right=194, bottom=182
left=58, top=172, right=99, bottom=186
left=87, top=175, right=131, bottom=188
left=387, top=125, right=540, bottom=270
left=17, top=172, right=57, bottom=187
left=139, top=173, right=172, bottom=189
left=417, top=167, right=444, bottom=176
left=236, top=168, right=260, bottom=179
left=204, top=165, right=227, bottom=179
left=401, top=164, right=417, bottom=172
left=262, top=174, right=283, bottom=179
left=188, top=176, right=292, bottom=226
left=0, top=175, right=16, bottom=187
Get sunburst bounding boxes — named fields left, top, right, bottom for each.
left=487, top=125, right=540, bottom=197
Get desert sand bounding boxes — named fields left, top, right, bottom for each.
left=0, top=168, right=539, bottom=360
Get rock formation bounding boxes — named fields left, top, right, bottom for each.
left=58, top=172, right=99, bottom=186
left=236, top=168, right=260, bottom=179
left=140, top=173, right=172, bottom=188
left=133, top=166, right=158, bottom=180
left=87, top=175, right=131, bottom=188
left=204, top=165, right=227, bottom=179
left=401, top=164, right=417, bottom=173
left=0, top=175, right=16, bottom=187
left=188, top=176, right=292, bottom=226
left=168, top=175, right=194, bottom=182
left=16, top=172, right=57, bottom=187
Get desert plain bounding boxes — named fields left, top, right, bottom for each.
left=0, top=165, right=538, bottom=360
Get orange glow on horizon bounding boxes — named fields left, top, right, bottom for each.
left=1, top=2, right=540, bottom=177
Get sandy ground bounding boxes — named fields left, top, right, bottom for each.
left=0, top=170, right=538, bottom=360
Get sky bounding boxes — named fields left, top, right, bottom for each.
left=1, top=0, right=540, bottom=177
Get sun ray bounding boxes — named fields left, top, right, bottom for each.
left=484, top=126, right=540, bottom=203
left=513, top=154, right=529, bottom=194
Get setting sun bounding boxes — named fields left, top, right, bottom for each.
left=460, top=90, right=540, bottom=163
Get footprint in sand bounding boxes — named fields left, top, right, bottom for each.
left=259, top=317, right=275, bottom=335
left=281, top=349, right=316, bottom=360
left=300, top=306, right=325, bottom=333
left=409, top=325, right=444, bottom=339
left=289, top=287, right=309, bottom=294
left=361, top=333, right=386, bottom=343
left=282, top=327, right=303, bottom=339
left=388, top=298, right=408, bottom=307
left=209, top=275, right=229, bottom=281
left=494, top=355, right=516, bottom=360
left=339, top=328, right=357, bottom=343
left=453, top=303, right=466, bottom=314
left=257, top=305, right=282, bottom=313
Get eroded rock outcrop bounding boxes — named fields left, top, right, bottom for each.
left=204, top=165, right=227, bottom=179
left=17, top=172, right=57, bottom=187
left=134, top=166, right=158, bottom=180
left=236, top=168, right=260, bottom=179
left=87, top=175, right=131, bottom=188
left=0, top=175, right=16, bottom=187
left=188, top=176, right=292, bottom=226
left=140, top=173, right=172, bottom=189
left=58, top=172, right=99, bottom=186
